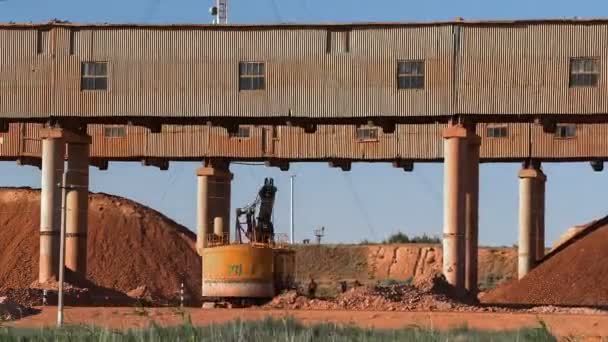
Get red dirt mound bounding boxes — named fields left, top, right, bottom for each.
left=0, top=187, right=201, bottom=304
left=482, top=215, right=608, bottom=307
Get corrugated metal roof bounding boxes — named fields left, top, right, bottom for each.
left=3, top=18, right=608, bottom=29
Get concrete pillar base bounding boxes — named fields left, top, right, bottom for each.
left=518, top=167, right=546, bottom=279
left=195, top=163, right=233, bottom=255
left=65, top=142, right=90, bottom=275
left=442, top=125, right=469, bottom=294
left=465, top=133, right=480, bottom=294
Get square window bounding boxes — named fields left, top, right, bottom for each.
left=356, top=127, right=379, bottom=142
left=81, top=62, right=108, bottom=91
left=229, top=126, right=251, bottom=139
left=104, top=126, right=126, bottom=138
left=487, top=125, right=508, bottom=138
left=569, top=58, right=599, bottom=87
left=397, top=60, right=425, bottom=90
left=239, top=62, right=265, bottom=91
left=555, top=124, right=576, bottom=139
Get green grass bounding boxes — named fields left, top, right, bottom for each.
left=0, top=317, right=557, bottom=341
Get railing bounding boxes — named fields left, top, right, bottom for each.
left=206, top=232, right=229, bottom=247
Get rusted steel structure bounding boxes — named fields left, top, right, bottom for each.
left=0, top=122, right=606, bottom=165
left=2, top=19, right=608, bottom=130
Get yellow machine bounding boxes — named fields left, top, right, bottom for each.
left=202, top=178, right=295, bottom=303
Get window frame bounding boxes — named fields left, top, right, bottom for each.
left=486, top=125, right=509, bottom=139
left=554, top=124, right=576, bottom=139
left=397, top=60, right=425, bottom=90
left=103, top=126, right=126, bottom=138
left=569, top=57, right=600, bottom=88
left=356, top=127, right=379, bottom=142
left=238, top=61, right=266, bottom=91
left=81, top=61, right=109, bottom=91
left=229, top=126, right=252, bottom=139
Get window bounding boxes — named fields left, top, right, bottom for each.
left=81, top=62, right=108, bottom=91
left=229, top=126, right=251, bottom=139
left=555, top=124, right=576, bottom=139
left=326, top=30, right=350, bottom=54
left=487, top=125, right=508, bottom=138
left=239, top=62, right=265, bottom=91
left=36, top=30, right=49, bottom=54
left=569, top=57, right=599, bottom=87
left=356, top=127, right=379, bottom=142
left=397, top=60, right=425, bottom=89
left=104, top=126, right=126, bottom=138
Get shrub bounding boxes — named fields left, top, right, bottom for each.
left=383, top=232, right=440, bottom=244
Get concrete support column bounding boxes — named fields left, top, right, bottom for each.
left=195, top=161, right=233, bottom=255
left=535, top=170, right=546, bottom=261
left=465, top=132, right=481, bottom=295
left=39, top=136, right=65, bottom=283
left=65, top=142, right=90, bottom=275
left=442, top=125, right=468, bottom=293
left=518, top=167, right=545, bottom=279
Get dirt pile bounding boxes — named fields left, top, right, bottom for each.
left=0, top=187, right=201, bottom=305
left=265, top=274, right=477, bottom=312
left=293, top=244, right=516, bottom=294
left=0, top=296, right=36, bottom=320
left=482, top=215, right=608, bottom=307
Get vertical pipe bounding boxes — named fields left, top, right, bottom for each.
left=465, top=133, right=480, bottom=294
left=196, top=173, right=209, bottom=254
left=518, top=169, right=537, bottom=279
left=442, top=125, right=468, bottom=293
left=39, top=137, right=65, bottom=283
left=290, top=175, right=295, bottom=244
left=536, top=172, right=546, bottom=261
left=65, top=142, right=89, bottom=275
left=214, top=217, right=224, bottom=237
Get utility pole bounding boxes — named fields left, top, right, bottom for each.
left=57, top=172, right=68, bottom=327
left=290, top=175, right=295, bottom=244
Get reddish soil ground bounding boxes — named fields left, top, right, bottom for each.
left=483, top=216, right=608, bottom=307
left=0, top=188, right=201, bottom=302
left=7, top=307, right=608, bottom=339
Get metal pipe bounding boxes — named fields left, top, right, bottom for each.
left=57, top=172, right=68, bottom=327
left=465, top=133, right=480, bottom=294
left=214, top=216, right=224, bottom=238
left=442, top=125, right=468, bottom=293
left=196, top=174, right=209, bottom=254
left=39, top=137, right=65, bottom=283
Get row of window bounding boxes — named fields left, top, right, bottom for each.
left=102, top=125, right=577, bottom=140
left=79, top=57, right=600, bottom=92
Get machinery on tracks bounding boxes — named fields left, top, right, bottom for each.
left=201, top=178, right=295, bottom=306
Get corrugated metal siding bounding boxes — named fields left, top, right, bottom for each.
left=88, top=124, right=146, bottom=158
left=0, top=29, right=52, bottom=118
left=478, top=123, right=530, bottom=159
left=0, top=123, right=23, bottom=158
left=207, top=126, right=265, bottom=158
left=274, top=126, right=330, bottom=159
left=147, top=125, right=207, bottom=158
left=457, top=24, right=608, bottom=114
left=531, top=123, right=608, bottom=158
left=22, top=123, right=43, bottom=156
left=397, top=123, right=443, bottom=160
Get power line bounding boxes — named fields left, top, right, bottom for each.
left=341, top=173, right=378, bottom=241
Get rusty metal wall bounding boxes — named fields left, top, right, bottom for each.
left=531, top=123, right=608, bottom=159
left=457, top=23, right=608, bottom=115
left=0, top=29, right=52, bottom=118
left=477, top=123, right=530, bottom=159
left=87, top=124, right=146, bottom=158
left=2, top=25, right=453, bottom=119
left=0, top=123, right=23, bottom=158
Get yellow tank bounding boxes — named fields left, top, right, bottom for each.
left=273, top=248, right=296, bottom=293
left=202, top=244, right=274, bottom=298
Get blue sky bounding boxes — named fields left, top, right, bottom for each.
left=0, top=0, right=607, bottom=246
